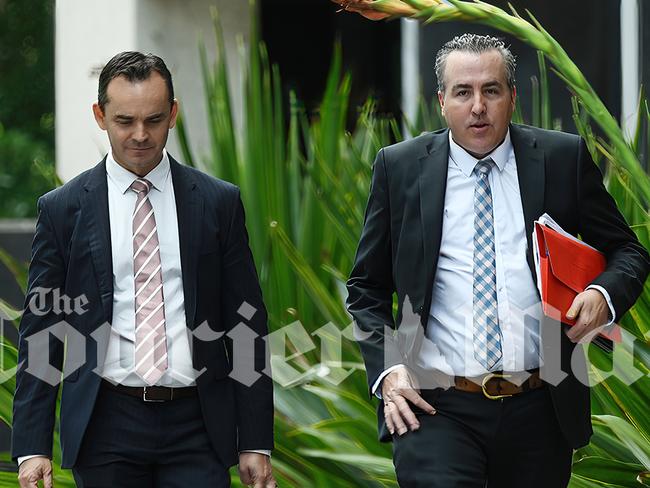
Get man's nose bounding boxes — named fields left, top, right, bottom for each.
left=132, top=124, right=148, bottom=143
left=471, top=94, right=486, bottom=115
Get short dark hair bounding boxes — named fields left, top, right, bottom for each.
left=97, top=51, right=174, bottom=111
left=435, top=34, right=516, bottom=93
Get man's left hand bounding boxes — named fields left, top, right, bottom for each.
left=238, top=452, right=277, bottom=488
left=565, top=289, right=610, bottom=343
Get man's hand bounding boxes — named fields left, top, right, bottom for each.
left=381, top=366, right=436, bottom=436
left=565, top=289, right=610, bottom=343
left=238, top=452, right=276, bottom=488
left=18, top=456, right=52, bottom=488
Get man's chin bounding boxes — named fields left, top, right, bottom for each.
left=114, top=150, right=163, bottom=175
left=127, top=147, right=156, bottom=158
left=456, top=140, right=498, bottom=159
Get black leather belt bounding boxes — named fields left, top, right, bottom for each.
left=101, top=379, right=198, bottom=402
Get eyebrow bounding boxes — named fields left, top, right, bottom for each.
left=113, top=113, right=165, bottom=121
left=482, top=81, right=503, bottom=89
left=450, top=80, right=504, bottom=91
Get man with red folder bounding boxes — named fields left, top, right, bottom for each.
left=347, top=33, right=650, bottom=487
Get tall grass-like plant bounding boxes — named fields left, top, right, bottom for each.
left=177, top=7, right=404, bottom=486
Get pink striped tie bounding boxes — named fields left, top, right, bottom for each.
left=131, top=178, right=168, bottom=385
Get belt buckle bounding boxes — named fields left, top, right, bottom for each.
left=481, top=372, right=513, bottom=400
left=143, top=386, right=167, bottom=402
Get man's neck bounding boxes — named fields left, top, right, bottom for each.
left=451, top=136, right=507, bottom=160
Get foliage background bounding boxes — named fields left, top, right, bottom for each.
left=0, top=0, right=55, bottom=218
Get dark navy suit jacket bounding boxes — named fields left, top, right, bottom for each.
left=11, top=156, right=274, bottom=468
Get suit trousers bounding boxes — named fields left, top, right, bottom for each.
left=392, top=384, right=573, bottom=488
left=72, top=382, right=231, bottom=488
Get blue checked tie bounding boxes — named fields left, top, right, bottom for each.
left=472, top=158, right=502, bottom=370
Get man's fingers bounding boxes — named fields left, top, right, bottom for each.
left=389, top=408, right=407, bottom=436
left=18, top=458, right=53, bottom=488
left=387, top=400, right=408, bottom=435
left=384, top=401, right=396, bottom=435
left=567, top=318, right=591, bottom=342
left=567, top=290, right=611, bottom=343
left=18, top=478, right=38, bottom=488
left=252, top=469, right=274, bottom=488
left=18, top=462, right=49, bottom=488
left=566, top=322, right=584, bottom=341
left=566, top=295, right=584, bottom=320
left=238, top=466, right=253, bottom=485
left=400, top=388, right=436, bottom=415
left=44, top=470, right=54, bottom=488
left=384, top=367, right=437, bottom=436
left=567, top=303, right=593, bottom=340
left=239, top=454, right=275, bottom=488
left=568, top=319, right=604, bottom=343
left=20, top=476, right=39, bottom=488
left=392, top=395, right=420, bottom=434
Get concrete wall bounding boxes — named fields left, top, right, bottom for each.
left=55, top=0, right=250, bottom=181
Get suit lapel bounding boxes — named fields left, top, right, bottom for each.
left=169, top=157, right=203, bottom=329
left=420, top=130, right=450, bottom=322
left=82, top=159, right=114, bottom=323
left=510, top=124, right=546, bottom=279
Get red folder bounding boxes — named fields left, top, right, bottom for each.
left=534, top=221, right=621, bottom=343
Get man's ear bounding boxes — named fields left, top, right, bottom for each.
left=437, top=90, right=445, bottom=116
left=92, top=103, right=107, bottom=130
left=510, top=85, right=517, bottom=110
left=168, top=99, right=179, bottom=130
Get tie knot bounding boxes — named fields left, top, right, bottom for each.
left=130, top=179, right=152, bottom=195
left=474, top=158, right=494, bottom=178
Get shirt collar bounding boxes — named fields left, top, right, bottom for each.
left=106, top=149, right=170, bottom=194
left=448, top=129, right=513, bottom=177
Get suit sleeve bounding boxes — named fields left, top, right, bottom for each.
left=576, top=138, right=650, bottom=319
left=221, top=188, right=274, bottom=451
left=346, top=149, right=400, bottom=395
left=11, top=197, right=65, bottom=462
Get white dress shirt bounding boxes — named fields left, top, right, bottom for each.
left=372, top=130, right=615, bottom=394
left=102, top=150, right=197, bottom=387
left=419, top=131, right=542, bottom=377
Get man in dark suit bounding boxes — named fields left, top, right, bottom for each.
left=347, top=34, right=650, bottom=487
left=12, top=52, right=276, bottom=488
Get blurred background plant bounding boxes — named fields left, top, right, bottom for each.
left=1, top=1, right=650, bottom=487
left=0, top=0, right=56, bottom=218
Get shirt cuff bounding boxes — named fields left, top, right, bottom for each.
left=240, top=450, right=271, bottom=457
left=371, top=364, right=406, bottom=399
left=586, top=284, right=616, bottom=326
left=17, top=455, right=48, bottom=466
